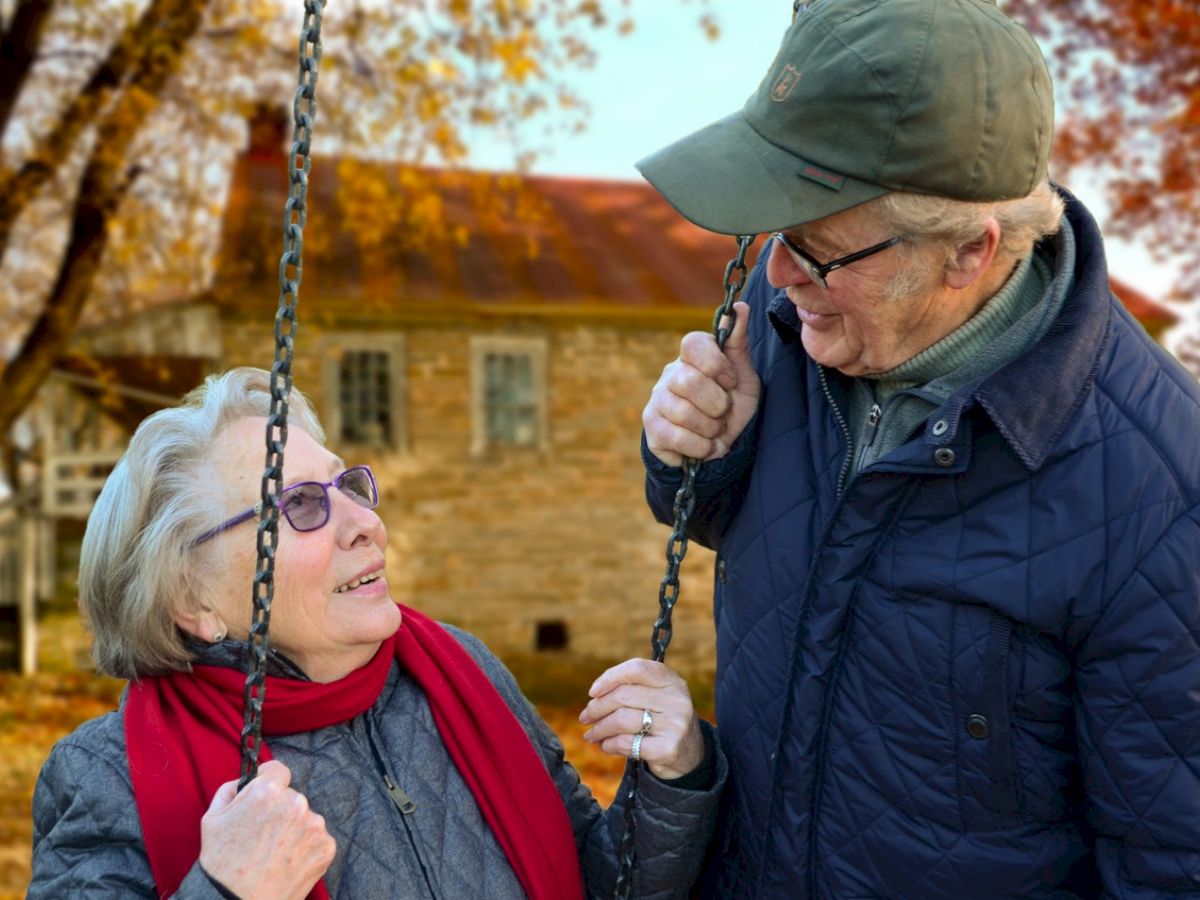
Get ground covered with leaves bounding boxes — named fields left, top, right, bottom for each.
left=0, top=670, right=125, bottom=898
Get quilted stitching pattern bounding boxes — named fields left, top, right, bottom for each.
left=646, top=197, right=1200, bottom=898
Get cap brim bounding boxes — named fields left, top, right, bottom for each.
left=636, top=112, right=890, bottom=235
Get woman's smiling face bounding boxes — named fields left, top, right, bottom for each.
left=196, top=417, right=401, bottom=682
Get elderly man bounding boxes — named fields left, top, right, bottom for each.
left=638, top=0, right=1200, bottom=896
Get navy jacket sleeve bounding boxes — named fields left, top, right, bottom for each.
left=1075, top=501, right=1200, bottom=897
left=642, top=261, right=774, bottom=550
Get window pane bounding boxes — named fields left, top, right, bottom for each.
left=484, top=351, right=537, bottom=447
left=339, top=351, right=392, bottom=444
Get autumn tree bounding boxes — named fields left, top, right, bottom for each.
left=1003, top=0, right=1199, bottom=363
left=0, top=0, right=680, bottom=481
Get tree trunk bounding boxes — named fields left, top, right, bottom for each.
left=0, top=0, right=207, bottom=440
left=0, top=0, right=210, bottom=264
left=0, top=0, right=56, bottom=140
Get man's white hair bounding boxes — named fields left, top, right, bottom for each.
left=873, top=179, right=1065, bottom=300
left=79, top=367, right=324, bottom=679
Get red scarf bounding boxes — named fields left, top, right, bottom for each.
left=125, top=606, right=583, bottom=899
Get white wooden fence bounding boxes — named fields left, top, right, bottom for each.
left=0, top=451, right=112, bottom=673
left=42, top=451, right=122, bottom=519
left=0, top=501, right=39, bottom=674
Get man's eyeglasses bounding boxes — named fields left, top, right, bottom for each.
left=773, top=231, right=906, bottom=289
left=192, top=465, right=379, bottom=546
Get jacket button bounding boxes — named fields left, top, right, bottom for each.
left=717, top=558, right=727, bottom=582
left=934, top=447, right=956, bottom=467
left=966, top=714, right=990, bottom=739
left=931, top=419, right=949, bottom=436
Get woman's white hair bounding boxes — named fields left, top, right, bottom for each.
left=870, top=179, right=1065, bottom=300
left=79, top=367, right=324, bottom=679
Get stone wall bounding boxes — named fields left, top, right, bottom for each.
left=221, top=310, right=721, bottom=675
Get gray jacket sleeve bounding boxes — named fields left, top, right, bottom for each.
left=29, top=714, right=231, bottom=900
left=448, top=627, right=727, bottom=900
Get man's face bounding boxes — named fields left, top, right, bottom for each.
left=766, top=204, right=955, bottom=377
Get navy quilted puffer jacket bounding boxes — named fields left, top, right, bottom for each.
left=644, top=193, right=1200, bottom=898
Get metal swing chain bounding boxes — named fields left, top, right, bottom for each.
left=611, top=233, right=755, bottom=899
left=239, top=0, right=327, bottom=789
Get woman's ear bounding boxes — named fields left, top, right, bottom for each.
left=944, top=218, right=1002, bottom=289
left=173, top=596, right=227, bottom=644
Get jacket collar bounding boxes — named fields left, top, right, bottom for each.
left=972, top=188, right=1111, bottom=470
left=768, top=186, right=1112, bottom=472
left=185, top=636, right=312, bottom=680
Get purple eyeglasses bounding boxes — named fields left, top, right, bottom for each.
left=192, top=465, right=379, bottom=546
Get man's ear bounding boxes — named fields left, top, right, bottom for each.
left=944, top=218, right=1002, bottom=289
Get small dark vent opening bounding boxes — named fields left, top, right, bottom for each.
left=535, top=620, right=568, bottom=651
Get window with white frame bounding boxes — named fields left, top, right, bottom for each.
left=320, top=334, right=406, bottom=449
left=470, top=335, right=547, bottom=454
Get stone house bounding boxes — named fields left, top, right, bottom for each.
left=7, top=113, right=762, bottom=674
left=204, top=114, right=762, bottom=673
left=2, top=111, right=1178, bottom=674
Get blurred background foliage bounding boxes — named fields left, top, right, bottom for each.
left=1005, top=0, right=1200, bottom=303
left=0, top=0, right=716, bottom=474
left=0, top=0, right=1197, bottom=894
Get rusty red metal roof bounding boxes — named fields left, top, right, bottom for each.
left=214, top=144, right=1178, bottom=332
left=1109, top=276, right=1177, bottom=330
left=214, top=153, right=765, bottom=319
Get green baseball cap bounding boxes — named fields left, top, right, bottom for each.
left=637, top=0, right=1054, bottom=235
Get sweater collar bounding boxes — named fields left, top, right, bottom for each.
left=870, top=251, right=1050, bottom=396
left=768, top=186, right=1112, bottom=472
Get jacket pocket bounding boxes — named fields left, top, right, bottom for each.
left=953, top=606, right=1021, bottom=828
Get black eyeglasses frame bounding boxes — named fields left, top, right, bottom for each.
left=773, top=230, right=906, bottom=289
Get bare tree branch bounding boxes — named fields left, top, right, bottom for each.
left=0, top=0, right=57, bottom=138
left=33, top=48, right=105, bottom=65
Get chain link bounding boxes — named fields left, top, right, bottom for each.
left=611, top=234, right=755, bottom=898
left=239, top=0, right=326, bottom=790
left=232, top=0, right=758, bottom=888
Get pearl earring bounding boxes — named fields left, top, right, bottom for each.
left=212, top=631, right=226, bottom=643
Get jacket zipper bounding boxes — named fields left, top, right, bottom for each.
left=865, top=403, right=882, bottom=445
left=803, top=482, right=919, bottom=899
left=758, top=366, right=856, bottom=893
left=818, top=366, right=854, bottom=497
left=363, top=715, right=440, bottom=900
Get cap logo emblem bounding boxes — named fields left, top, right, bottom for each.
left=771, top=65, right=802, bottom=102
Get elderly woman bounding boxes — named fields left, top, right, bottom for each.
left=30, top=367, right=723, bottom=899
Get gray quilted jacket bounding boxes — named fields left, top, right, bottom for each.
left=30, top=626, right=725, bottom=898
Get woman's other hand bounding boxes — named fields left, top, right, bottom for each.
left=198, top=759, right=336, bottom=900
left=580, top=658, right=705, bottom=781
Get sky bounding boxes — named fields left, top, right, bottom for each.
left=465, top=1, right=1180, bottom=299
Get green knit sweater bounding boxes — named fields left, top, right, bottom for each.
left=846, top=224, right=1075, bottom=474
